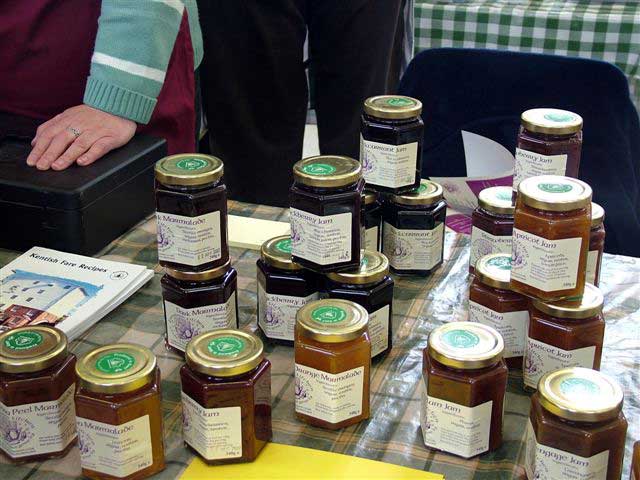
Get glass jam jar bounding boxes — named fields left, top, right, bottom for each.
left=294, top=299, right=371, bottom=429
left=587, top=202, right=606, bottom=286
left=362, top=190, right=382, bottom=252
left=257, top=235, right=319, bottom=344
left=632, top=441, right=640, bottom=480
left=75, top=344, right=165, bottom=480
left=360, top=95, right=424, bottom=194
left=289, top=155, right=364, bottom=273
left=421, top=321, right=507, bottom=458
left=180, top=330, right=272, bottom=464
left=523, top=283, right=605, bottom=390
left=525, top=367, right=627, bottom=480
left=469, top=186, right=514, bottom=274
left=513, top=108, right=583, bottom=192
left=326, top=250, right=393, bottom=359
left=162, top=260, right=238, bottom=355
left=469, top=253, right=529, bottom=369
left=0, top=326, right=76, bottom=463
left=155, top=154, right=229, bottom=272
left=382, top=180, right=447, bottom=276
left=511, top=175, right=592, bottom=301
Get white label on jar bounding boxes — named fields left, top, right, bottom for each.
left=257, top=283, right=319, bottom=341
left=525, top=420, right=609, bottom=480
left=181, top=393, right=242, bottom=461
left=468, top=301, right=528, bottom=358
left=76, top=415, right=152, bottom=478
left=420, top=380, right=492, bottom=458
left=295, top=364, right=364, bottom=424
left=511, top=228, right=582, bottom=292
left=383, top=222, right=444, bottom=271
left=369, top=304, right=391, bottom=357
left=524, top=338, right=596, bottom=389
left=157, top=211, right=222, bottom=266
left=0, top=383, right=76, bottom=458
left=586, top=250, right=600, bottom=285
left=164, top=292, right=237, bottom=352
left=290, top=208, right=352, bottom=266
left=469, top=227, right=512, bottom=270
left=365, top=225, right=379, bottom=251
left=513, top=148, right=568, bottom=190
left=360, top=136, right=418, bottom=189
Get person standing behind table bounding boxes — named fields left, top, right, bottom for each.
left=0, top=0, right=203, bottom=171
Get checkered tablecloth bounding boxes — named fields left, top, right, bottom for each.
left=1, top=201, right=639, bottom=480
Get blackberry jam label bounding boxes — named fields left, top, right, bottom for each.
left=257, top=283, right=319, bottom=341
left=290, top=208, right=352, bottom=266
left=513, top=148, right=568, bottom=189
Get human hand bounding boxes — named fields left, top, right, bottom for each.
left=27, top=105, right=137, bottom=171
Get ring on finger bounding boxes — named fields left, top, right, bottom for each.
left=67, top=126, right=82, bottom=138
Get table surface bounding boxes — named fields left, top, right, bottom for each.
left=1, top=201, right=639, bottom=480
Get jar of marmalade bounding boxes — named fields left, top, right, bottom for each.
left=162, top=260, right=238, bottom=355
left=155, top=154, right=229, bottom=272
left=75, top=344, right=165, bottom=480
left=181, top=330, right=272, bottom=464
left=289, top=156, right=364, bottom=273
left=511, top=175, right=592, bottom=301
left=0, top=327, right=76, bottom=463
left=295, top=299, right=371, bottom=429
left=587, top=202, right=606, bottom=286
left=360, top=95, right=424, bottom=194
left=525, top=367, right=627, bottom=480
left=362, top=190, right=382, bottom=252
left=421, top=322, right=507, bottom=458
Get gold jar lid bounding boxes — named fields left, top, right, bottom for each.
left=392, top=180, right=444, bottom=206
left=296, top=299, right=368, bottom=343
left=261, top=236, right=301, bottom=271
left=364, top=95, right=423, bottom=120
left=326, top=250, right=389, bottom=285
left=474, top=253, right=513, bottom=290
left=532, top=283, right=603, bottom=319
left=293, top=156, right=362, bottom=188
left=521, top=108, right=583, bottom=135
left=76, top=344, right=157, bottom=394
left=591, top=202, right=605, bottom=227
left=164, top=260, right=231, bottom=282
left=363, top=190, right=378, bottom=206
left=0, top=326, right=68, bottom=374
left=538, top=367, right=623, bottom=422
left=428, top=321, right=504, bottom=370
left=478, top=186, right=515, bottom=215
left=518, top=175, right=592, bottom=212
left=155, top=154, right=224, bottom=187
left=186, top=330, right=264, bottom=378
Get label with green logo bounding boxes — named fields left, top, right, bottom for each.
left=560, top=377, right=601, bottom=398
left=537, top=182, right=573, bottom=194
left=495, top=190, right=512, bottom=202
left=208, top=337, right=245, bottom=357
left=386, top=97, right=415, bottom=107
left=275, top=238, right=292, bottom=254
left=301, top=163, right=337, bottom=176
left=311, top=306, right=347, bottom=324
left=176, top=158, right=208, bottom=171
left=487, top=256, right=512, bottom=270
left=442, top=329, right=480, bottom=349
left=544, top=112, right=576, bottom=123
left=95, top=352, right=136, bottom=374
left=4, top=331, right=43, bottom=351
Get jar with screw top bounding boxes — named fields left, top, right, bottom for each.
left=587, top=202, right=606, bottom=286
left=362, top=190, right=382, bottom=251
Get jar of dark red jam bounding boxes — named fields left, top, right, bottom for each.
left=289, top=156, right=364, bottom=272
left=469, top=253, right=529, bottom=369
left=181, top=330, right=272, bottom=464
left=525, top=367, right=627, bottom=480
left=257, top=235, right=319, bottom=344
left=421, top=321, right=507, bottom=458
left=513, top=108, right=583, bottom=193
left=155, top=154, right=229, bottom=272
left=587, top=202, right=606, bottom=286
left=382, top=179, right=447, bottom=276
left=326, top=250, right=393, bottom=359
left=524, top=283, right=605, bottom=390
left=162, top=260, right=238, bottom=355
left=362, top=190, right=382, bottom=251
left=75, top=344, right=165, bottom=480
left=360, top=95, right=424, bottom=194
left=0, top=326, right=76, bottom=463
left=469, top=186, right=514, bottom=274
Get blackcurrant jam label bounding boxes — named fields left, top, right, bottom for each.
left=360, top=135, right=418, bottom=189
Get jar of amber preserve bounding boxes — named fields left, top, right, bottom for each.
left=511, top=175, right=592, bottom=301
left=360, top=95, right=424, bottom=194
left=524, top=283, right=605, bottom=390
left=162, top=260, right=238, bottom=355
left=294, top=299, right=371, bottom=429
left=362, top=190, right=382, bottom=251
left=469, top=253, right=529, bottom=369
left=155, top=154, right=229, bottom=272
left=257, top=235, right=319, bottom=344
left=382, top=179, right=447, bottom=275
left=0, top=326, right=76, bottom=463
left=525, top=367, right=627, bottom=480
left=326, top=250, right=393, bottom=359
left=181, top=330, right=272, bottom=464
left=75, top=344, right=165, bottom=480
left=290, top=156, right=364, bottom=272
left=513, top=108, right=583, bottom=192
left=587, top=202, right=606, bottom=286
left=469, top=186, right=514, bottom=274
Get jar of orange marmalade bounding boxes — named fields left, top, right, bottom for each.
left=587, top=202, right=606, bottom=286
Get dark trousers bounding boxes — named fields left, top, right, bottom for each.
left=198, top=0, right=404, bottom=206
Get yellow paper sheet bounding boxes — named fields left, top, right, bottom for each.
left=228, top=215, right=290, bottom=251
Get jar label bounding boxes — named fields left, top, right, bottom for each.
left=257, top=283, right=319, bottom=341
left=369, top=304, right=390, bottom=358
left=586, top=249, right=600, bottom=285
left=360, top=136, right=418, bottom=189
left=523, top=338, right=596, bottom=389
left=181, top=393, right=242, bottom=460
left=469, top=227, right=512, bottom=270
left=0, top=383, right=76, bottom=458
left=156, top=210, right=222, bottom=267
left=468, top=301, right=528, bottom=358
left=76, top=415, right=152, bottom=477
left=290, top=208, right=353, bottom=266
left=513, top=148, right=568, bottom=190
left=294, top=364, right=364, bottom=424
left=511, top=228, right=582, bottom=292
left=364, top=225, right=379, bottom=251
left=382, top=222, right=444, bottom=271
left=4, top=330, right=43, bottom=350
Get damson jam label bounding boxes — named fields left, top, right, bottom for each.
left=95, top=352, right=136, bottom=374
left=537, top=182, right=573, bottom=194
left=4, top=331, right=43, bottom=350
left=301, top=163, right=337, bottom=176
left=176, top=157, right=208, bottom=171
left=441, top=329, right=480, bottom=349
left=207, top=337, right=245, bottom=357
left=311, top=306, right=347, bottom=324
left=275, top=238, right=292, bottom=254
